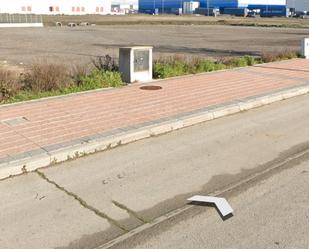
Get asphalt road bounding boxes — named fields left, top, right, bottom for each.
left=113, top=157, right=309, bottom=249
left=0, top=94, right=309, bottom=249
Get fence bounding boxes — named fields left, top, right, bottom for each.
left=0, top=13, right=43, bottom=24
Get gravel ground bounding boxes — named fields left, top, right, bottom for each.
left=1, top=24, right=309, bottom=66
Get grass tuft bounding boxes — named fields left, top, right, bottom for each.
left=153, top=51, right=300, bottom=79
left=261, top=50, right=299, bottom=63
left=78, top=70, right=123, bottom=90
left=0, top=67, right=21, bottom=103
left=23, top=63, right=72, bottom=92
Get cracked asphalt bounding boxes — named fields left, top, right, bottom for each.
left=113, top=154, right=309, bottom=249
left=0, top=94, right=309, bottom=249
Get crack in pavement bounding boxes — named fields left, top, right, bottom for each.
left=112, top=200, right=149, bottom=224
left=96, top=143, right=309, bottom=249
left=35, top=170, right=128, bottom=232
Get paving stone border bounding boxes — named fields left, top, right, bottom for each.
left=1, top=83, right=308, bottom=180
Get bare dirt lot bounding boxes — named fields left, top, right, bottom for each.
left=1, top=23, right=309, bottom=66
left=42, top=15, right=309, bottom=28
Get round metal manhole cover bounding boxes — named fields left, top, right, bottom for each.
left=140, top=85, right=162, bottom=91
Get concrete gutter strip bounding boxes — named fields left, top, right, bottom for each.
left=1, top=83, right=309, bottom=180
left=0, top=23, right=43, bottom=28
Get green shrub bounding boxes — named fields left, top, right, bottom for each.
left=195, top=60, right=216, bottom=72
left=71, top=64, right=90, bottom=87
left=214, top=63, right=227, bottom=71
left=79, top=70, right=123, bottom=90
left=153, top=62, right=169, bottom=78
left=153, top=61, right=187, bottom=78
left=153, top=57, right=236, bottom=79
left=244, top=56, right=256, bottom=66
left=153, top=55, right=191, bottom=78
left=225, top=57, right=248, bottom=68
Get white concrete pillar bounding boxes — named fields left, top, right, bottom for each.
left=301, top=38, right=309, bottom=59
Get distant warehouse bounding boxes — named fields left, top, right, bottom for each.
left=0, top=0, right=112, bottom=15
left=139, top=0, right=287, bottom=14
left=199, top=0, right=286, bottom=10
left=286, top=0, right=309, bottom=12
left=139, top=0, right=185, bottom=14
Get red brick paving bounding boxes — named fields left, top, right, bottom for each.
left=1, top=59, right=309, bottom=158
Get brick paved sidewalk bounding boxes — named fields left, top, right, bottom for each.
left=1, top=59, right=309, bottom=163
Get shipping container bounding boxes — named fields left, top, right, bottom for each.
left=195, top=7, right=219, bottom=16
left=221, top=7, right=248, bottom=16
left=171, top=7, right=183, bottom=14
left=260, top=7, right=289, bottom=17
left=200, top=0, right=237, bottom=8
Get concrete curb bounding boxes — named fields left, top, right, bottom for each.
left=0, top=23, right=44, bottom=28
left=1, top=83, right=309, bottom=180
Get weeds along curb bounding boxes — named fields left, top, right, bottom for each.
left=0, top=56, right=300, bottom=106
left=1, top=83, right=309, bottom=180
left=0, top=58, right=299, bottom=109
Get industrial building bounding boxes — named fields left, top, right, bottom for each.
left=199, top=0, right=286, bottom=9
left=139, top=0, right=289, bottom=14
left=111, top=0, right=138, bottom=11
left=1, top=0, right=308, bottom=17
left=286, top=0, right=309, bottom=12
left=0, top=0, right=112, bottom=15
left=138, top=0, right=186, bottom=14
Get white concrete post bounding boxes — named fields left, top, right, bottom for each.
left=301, top=38, right=309, bottom=59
